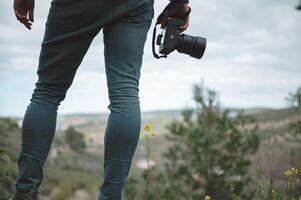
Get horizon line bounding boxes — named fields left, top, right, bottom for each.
left=0, top=105, right=291, bottom=119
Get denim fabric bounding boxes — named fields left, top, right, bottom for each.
left=15, top=0, right=154, bottom=199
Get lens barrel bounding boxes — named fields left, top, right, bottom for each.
left=177, top=34, right=207, bottom=59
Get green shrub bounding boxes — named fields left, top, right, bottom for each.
left=51, top=183, right=73, bottom=200
left=64, top=126, right=86, bottom=152
left=154, top=83, right=260, bottom=200
left=124, top=83, right=261, bottom=200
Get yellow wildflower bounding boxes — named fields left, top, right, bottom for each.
left=291, top=167, right=298, bottom=175
left=204, top=195, right=211, bottom=200
left=144, top=123, right=156, bottom=137
left=284, top=169, right=292, bottom=177
left=284, top=167, right=299, bottom=177
left=144, top=124, right=153, bottom=132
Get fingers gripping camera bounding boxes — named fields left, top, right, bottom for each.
left=153, top=18, right=207, bottom=59
left=158, top=18, right=207, bottom=59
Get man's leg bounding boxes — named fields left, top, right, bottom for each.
left=15, top=0, right=103, bottom=193
left=99, top=0, right=154, bottom=199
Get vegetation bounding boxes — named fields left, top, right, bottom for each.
left=64, top=126, right=86, bottom=152
left=287, top=87, right=301, bottom=143
left=0, top=118, right=101, bottom=199
left=0, top=85, right=300, bottom=200
left=159, top=84, right=259, bottom=200
left=253, top=167, right=300, bottom=200
left=123, top=84, right=301, bottom=200
left=125, top=83, right=261, bottom=200
left=0, top=118, right=19, bottom=199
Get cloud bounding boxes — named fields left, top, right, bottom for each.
left=0, top=0, right=300, bottom=116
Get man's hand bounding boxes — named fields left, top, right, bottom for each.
left=13, top=0, right=35, bottom=30
left=160, top=2, right=190, bottom=32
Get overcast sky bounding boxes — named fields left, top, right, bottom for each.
left=0, top=0, right=300, bottom=117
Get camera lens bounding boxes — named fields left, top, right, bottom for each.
left=177, top=34, right=207, bottom=59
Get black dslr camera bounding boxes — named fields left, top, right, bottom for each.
left=153, top=17, right=207, bottom=59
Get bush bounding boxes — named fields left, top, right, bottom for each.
left=51, top=182, right=73, bottom=200
left=64, top=126, right=86, bottom=152
left=132, top=83, right=261, bottom=200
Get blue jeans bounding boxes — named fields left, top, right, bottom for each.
left=15, top=0, right=154, bottom=199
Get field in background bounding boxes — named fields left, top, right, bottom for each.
left=1, top=107, right=301, bottom=199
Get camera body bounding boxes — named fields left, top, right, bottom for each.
left=156, top=18, right=207, bottom=59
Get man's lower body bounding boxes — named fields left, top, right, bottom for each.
left=14, top=0, right=154, bottom=199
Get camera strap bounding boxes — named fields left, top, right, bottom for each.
left=152, top=24, right=167, bottom=59
left=152, top=3, right=191, bottom=59
left=152, top=4, right=169, bottom=59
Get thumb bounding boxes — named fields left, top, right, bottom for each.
left=160, top=14, right=168, bottom=28
left=161, top=9, right=176, bottom=28
left=28, top=0, right=35, bottom=22
left=29, top=8, right=34, bottom=22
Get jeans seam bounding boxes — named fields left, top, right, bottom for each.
left=20, top=153, right=45, bottom=163
left=106, top=157, right=132, bottom=164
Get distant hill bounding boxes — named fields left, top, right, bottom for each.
left=56, top=107, right=299, bottom=129
left=246, top=107, right=300, bottom=122
left=4, top=107, right=300, bottom=144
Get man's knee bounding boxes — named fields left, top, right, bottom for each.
left=107, top=80, right=141, bottom=111
left=30, top=82, right=68, bottom=110
left=108, top=100, right=141, bottom=115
